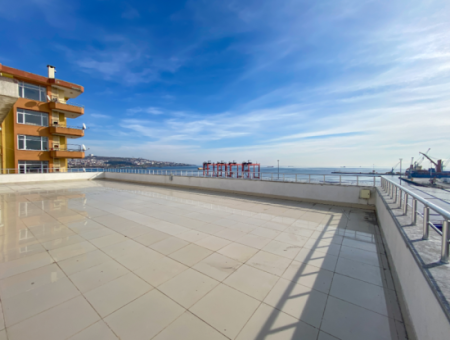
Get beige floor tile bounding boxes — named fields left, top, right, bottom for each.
left=68, top=320, right=118, bottom=340
left=335, top=257, right=383, bottom=287
left=264, top=278, right=327, bottom=328
left=41, top=234, right=86, bottom=250
left=250, top=227, right=281, bottom=239
left=176, top=230, right=209, bottom=243
left=69, top=260, right=129, bottom=293
left=194, top=235, right=231, bottom=251
left=101, top=239, right=146, bottom=259
left=0, top=301, right=4, bottom=331
left=236, top=234, right=271, bottom=249
left=0, top=330, right=5, bottom=340
left=133, top=228, right=170, bottom=246
left=224, top=264, right=279, bottom=300
left=217, top=242, right=258, bottom=262
left=6, top=296, right=100, bottom=340
left=190, top=284, right=260, bottom=339
left=28, top=223, right=75, bottom=242
left=275, top=232, right=309, bottom=247
left=84, top=272, right=152, bottom=317
left=0, top=242, right=46, bottom=264
left=105, top=290, right=184, bottom=340
left=159, top=269, right=219, bottom=308
left=150, top=237, right=189, bottom=255
left=318, top=331, right=340, bottom=340
left=282, top=261, right=334, bottom=294
left=321, top=296, right=395, bottom=340
left=90, top=233, right=127, bottom=248
left=2, top=276, right=80, bottom=327
left=0, top=264, right=65, bottom=299
left=295, top=247, right=338, bottom=271
left=214, top=228, right=247, bottom=241
left=79, top=228, right=116, bottom=241
left=49, top=241, right=97, bottom=262
left=153, top=311, right=228, bottom=340
left=0, top=252, right=54, bottom=280
left=193, top=253, right=241, bottom=281
left=134, top=256, right=188, bottom=287
left=58, top=249, right=111, bottom=276
left=263, top=240, right=302, bottom=259
left=236, top=303, right=318, bottom=340
left=169, top=244, right=213, bottom=267
left=247, top=251, right=292, bottom=276
left=303, top=238, right=341, bottom=256
left=339, top=245, right=381, bottom=267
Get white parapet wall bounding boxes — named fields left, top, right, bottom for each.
left=0, top=172, right=105, bottom=183
left=104, top=173, right=376, bottom=209
left=376, top=189, right=450, bottom=340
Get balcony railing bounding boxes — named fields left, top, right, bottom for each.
left=51, top=144, right=84, bottom=152
left=381, top=176, right=450, bottom=263
left=50, top=95, right=84, bottom=108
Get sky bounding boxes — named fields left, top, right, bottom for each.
left=1, top=0, right=449, bottom=167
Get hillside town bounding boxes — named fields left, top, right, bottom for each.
left=68, top=155, right=192, bottom=168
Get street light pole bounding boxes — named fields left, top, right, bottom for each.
left=399, top=158, right=403, bottom=182
left=278, top=160, right=279, bottom=179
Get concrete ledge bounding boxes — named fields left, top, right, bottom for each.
left=376, top=188, right=450, bottom=340
left=0, top=172, right=105, bottom=183
left=104, top=173, right=375, bottom=209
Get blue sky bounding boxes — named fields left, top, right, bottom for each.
left=1, top=0, right=449, bottom=167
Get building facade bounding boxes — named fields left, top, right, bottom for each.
left=0, top=64, right=85, bottom=173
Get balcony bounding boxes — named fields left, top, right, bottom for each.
left=49, top=144, right=85, bottom=159
left=0, top=75, right=19, bottom=123
left=48, top=100, right=84, bottom=118
left=49, top=124, right=84, bottom=139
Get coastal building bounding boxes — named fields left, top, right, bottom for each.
left=0, top=63, right=85, bottom=173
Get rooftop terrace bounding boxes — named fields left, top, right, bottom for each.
left=0, top=179, right=407, bottom=340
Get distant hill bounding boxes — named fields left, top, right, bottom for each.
left=68, top=155, right=193, bottom=168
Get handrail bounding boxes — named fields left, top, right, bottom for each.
left=380, top=176, right=449, bottom=264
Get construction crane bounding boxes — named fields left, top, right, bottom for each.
left=415, top=148, right=431, bottom=168
left=419, top=152, right=443, bottom=173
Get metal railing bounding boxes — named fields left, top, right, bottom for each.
left=50, top=95, right=84, bottom=108
left=381, top=176, right=450, bottom=264
left=51, top=123, right=84, bottom=130
left=0, top=167, right=381, bottom=186
left=52, top=144, right=84, bottom=152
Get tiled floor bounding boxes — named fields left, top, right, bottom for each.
left=0, top=180, right=407, bottom=340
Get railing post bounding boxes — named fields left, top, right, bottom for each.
left=339, top=176, right=341, bottom=185
left=323, top=175, right=325, bottom=183
left=271, top=173, right=273, bottom=181
left=403, top=193, right=408, bottom=215
left=356, top=176, right=359, bottom=186
left=423, top=207, right=429, bottom=240
left=399, top=189, right=403, bottom=208
left=295, top=174, right=297, bottom=182
left=283, top=174, right=285, bottom=182
left=441, top=220, right=449, bottom=264
left=411, top=199, right=417, bottom=224
left=373, top=177, right=376, bottom=187
left=309, top=174, right=311, bottom=183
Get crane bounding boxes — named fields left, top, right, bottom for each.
left=415, top=148, right=430, bottom=168
left=419, top=152, right=443, bottom=172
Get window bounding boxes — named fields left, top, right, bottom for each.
left=17, top=109, right=48, bottom=127
left=18, top=160, right=49, bottom=173
left=18, top=135, right=48, bottom=151
left=18, top=82, right=47, bottom=102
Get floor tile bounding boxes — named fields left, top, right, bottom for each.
left=69, top=260, right=129, bottom=293
left=190, top=284, right=260, bottom=339
left=237, top=234, right=271, bottom=249
left=339, top=245, right=381, bottom=267
left=295, top=247, right=338, bottom=272
left=68, top=320, right=118, bottom=340
left=58, top=249, right=111, bottom=276
left=134, top=256, right=188, bottom=287
left=236, top=303, right=318, bottom=340
left=150, top=237, right=189, bottom=255
left=6, top=296, right=100, bottom=340
left=218, top=242, right=258, bottom=262
left=275, top=232, right=308, bottom=247
left=215, top=228, right=247, bottom=241
left=263, top=240, right=302, bottom=259
left=84, top=272, right=152, bottom=317
left=153, top=311, right=228, bottom=340
left=318, top=331, right=340, bottom=340
left=105, top=290, right=185, bottom=340
left=133, top=229, right=170, bottom=246
left=321, top=296, right=396, bottom=340
left=176, top=230, right=209, bottom=243
left=264, top=277, right=327, bottom=328
left=90, top=233, right=127, bottom=249
left=41, top=234, right=86, bottom=251
left=0, top=252, right=54, bottom=280
left=282, top=261, right=333, bottom=294
left=193, top=253, right=241, bottom=281
left=224, top=264, right=279, bottom=300
left=342, top=237, right=378, bottom=253
left=335, top=257, right=384, bottom=286
left=169, top=244, right=213, bottom=267
left=247, top=251, right=292, bottom=276
left=0, top=330, right=5, bottom=340
left=194, top=235, right=231, bottom=251
left=251, top=227, right=281, bottom=239
left=2, top=276, right=80, bottom=327
left=49, top=241, right=97, bottom=262
left=159, top=269, right=219, bottom=308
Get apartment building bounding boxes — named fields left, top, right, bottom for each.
left=0, top=63, right=85, bottom=173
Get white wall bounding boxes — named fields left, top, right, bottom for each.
left=376, top=189, right=450, bottom=340
left=104, top=173, right=375, bottom=209
left=0, top=172, right=104, bottom=183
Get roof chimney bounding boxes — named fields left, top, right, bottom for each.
left=47, top=65, right=56, bottom=79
